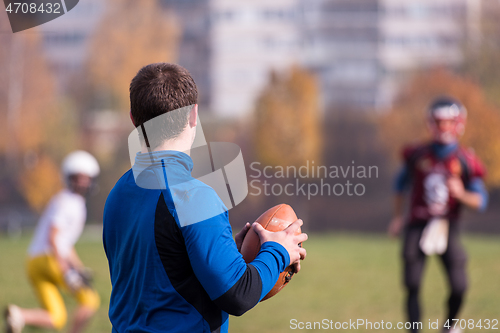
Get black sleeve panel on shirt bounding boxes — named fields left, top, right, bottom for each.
left=213, top=264, right=262, bottom=316
left=154, top=193, right=222, bottom=333
left=456, top=150, right=471, bottom=183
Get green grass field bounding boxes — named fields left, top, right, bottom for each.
left=1, top=229, right=499, bottom=332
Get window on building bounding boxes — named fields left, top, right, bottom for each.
left=212, top=9, right=236, bottom=23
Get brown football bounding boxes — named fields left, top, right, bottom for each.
left=240, top=204, right=302, bottom=301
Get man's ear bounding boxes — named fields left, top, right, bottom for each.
left=189, top=104, right=198, bottom=128
left=129, top=111, right=136, bottom=126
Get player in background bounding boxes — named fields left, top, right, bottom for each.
left=4, top=151, right=101, bottom=333
left=103, top=63, right=307, bottom=333
left=388, top=97, right=488, bottom=333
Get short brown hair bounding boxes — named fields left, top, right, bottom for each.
left=130, top=63, right=198, bottom=148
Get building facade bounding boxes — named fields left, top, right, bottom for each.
left=39, top=0, right=106, bottom=91
left=41, top=0, right=478, bottom=115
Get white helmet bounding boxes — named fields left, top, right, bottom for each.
left=62, top=150, right=100, bottom=178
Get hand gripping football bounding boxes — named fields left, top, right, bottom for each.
left=240, top=204, right=302, bottom=301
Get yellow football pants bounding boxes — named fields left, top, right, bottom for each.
left=26, top=255, right=100, bottom=329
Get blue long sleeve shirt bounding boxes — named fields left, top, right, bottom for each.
left=103, top=151, right=289, bottom=333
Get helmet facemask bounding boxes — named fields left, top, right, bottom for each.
left=427, top=100, right=467, bottom=144
left=66, top=173, right=98, bottom=197
left=61, top=151, right=100, bottom=196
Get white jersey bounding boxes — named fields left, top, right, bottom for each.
left=28, top=189, right=87, bottom=259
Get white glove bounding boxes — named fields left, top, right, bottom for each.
left=64, top=268, right=93, bottom=292
left=64, top=268, right=85, bottom=291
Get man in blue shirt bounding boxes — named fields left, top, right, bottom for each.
left=103, top=63, right=307, bottom=333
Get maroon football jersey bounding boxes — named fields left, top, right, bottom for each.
left=402, top=143, right=485, bottom=224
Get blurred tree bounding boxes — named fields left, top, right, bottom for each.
left=254, top=67, right=322, bottom=168
left=20, top=155, right=63, bottom=213
left=82, top=0, right=180, bottom=111
left=0, top=17, right=76, bottom=211
left=0, top=26, right=53, bottom=158
left=379, top=68, right=500, bottom=188
left=462, top=0, right=500, bottom=107
left=70, top=0, right=180, bottom=221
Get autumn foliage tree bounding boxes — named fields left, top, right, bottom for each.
left=379, top=69, right=500, bottom=188
left=0, top=18, right=75, bottom=211
left=82, top=0, right=180, bottom=111
left=462, top=0, right=500, bottom=107
left=254, top=67, right=322, bottom=168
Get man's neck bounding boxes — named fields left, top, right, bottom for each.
left=141, top=130, right=193, bottom=155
